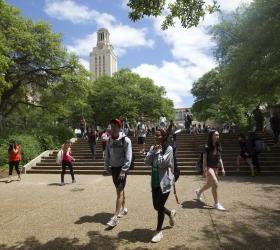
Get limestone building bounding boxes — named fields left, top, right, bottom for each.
left=89, top=28, right=117, bottom=80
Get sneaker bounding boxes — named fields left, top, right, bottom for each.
left=107, top=217, right=118, bottom=227
left=72, top=179, right=76, bottom=183
left=195, top=189, right=202, bottom=202
left=60, top=182, right=65, bottom=186
left=17, top=176, right=21, bottom=181
left=213, top=203, right=226, bottom=211
left=6, top=176, right=12, bottom=183
left=151, top=231, right=163, bottom=243
left=118, top=208, right=128, bottom=218
left=169, top=209, right=176, bottom=227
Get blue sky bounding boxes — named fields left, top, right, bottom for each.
left=7, top=0, right=252, bottom=108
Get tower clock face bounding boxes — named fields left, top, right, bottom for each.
left=98, top=43, right=103, bottom=49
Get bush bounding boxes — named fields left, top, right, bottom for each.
left=0, top=126, right=75, bottom=168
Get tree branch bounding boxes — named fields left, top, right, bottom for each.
left=4, top=101, right=47, bottom=118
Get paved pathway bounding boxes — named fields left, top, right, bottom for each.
left=0, top=174, right=279, bottom=249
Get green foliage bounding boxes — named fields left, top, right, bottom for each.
left=90, top=69, right=175, bottom=127
left=0, top=134, right=41, bottom=167
left=0, top=0, right=91, bottom=133
left=127, top=0, right=219, bottom=30
left=211, top=0, right=280, bottom=106
left=191, top=68, right=248, bottom=126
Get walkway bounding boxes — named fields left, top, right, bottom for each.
left=0, top=175, right=279, bottom=249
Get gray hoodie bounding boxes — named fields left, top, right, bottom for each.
left=144, top=145, right=174, bottom=193
left=104, top=132, right=132, bottom=172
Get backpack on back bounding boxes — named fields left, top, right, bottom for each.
left=109, top=137, right=135, bottom=170
left=255, top=139, right=265, bottom=153
left=173, top=154, right=180, bottom=182
left=196, top=147, right=208, bottom=174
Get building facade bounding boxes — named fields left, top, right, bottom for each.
left=89, top=28, right=117, bottom=80
left=175, top=108, right=189, bottom=124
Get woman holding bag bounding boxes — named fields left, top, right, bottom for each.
left=60, top=140, right=76, bottom=186
left=144, top=128, right=176, bottom=243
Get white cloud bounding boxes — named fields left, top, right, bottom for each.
left=132, top=61, right=204, bottom=108
left=79, top=58, right=89, bottom=71
left=217, top=0, right=253, bottom=12
left=45, top=0, right=116, bottom=26
left=46, top=1, right=154, bottom=57
left=67, top=25, right=153, bottom=57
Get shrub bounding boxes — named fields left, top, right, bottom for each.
left=0, top=134, right=41, bottom=167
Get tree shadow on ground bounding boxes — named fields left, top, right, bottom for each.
left=75, top=212, right=112, bottom=225
left=118, top=228, right=154, bottom=243
left=222, top=176, right=280, bottom=185
left=0, top=231, right=121, bottom=250
left=202, top=202, right=280, bottom=249
left=181, top=199, right=213, bottom=210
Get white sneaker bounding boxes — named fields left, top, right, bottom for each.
left=107, top=217, right=118, bottom=227
left=195, top=189, right=202, bottom=202
left=17, top=176, right=21, bottom=181
left=169, top=209, right=176, bottom=227
left=214, top=203, right=226, bottom=211
left=151, top=231, right=163, bottom=243
left=7, top=176, right=12, bottom=183
left=118, top=208, right=128, bottom=218
left=60, top=182, right=65, bottom=186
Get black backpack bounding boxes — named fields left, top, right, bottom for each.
left=196, top=147, right=207, bottom=175
left=163, top=146, right=180, bottom=182
left=173, top=154, right=180, bottom=182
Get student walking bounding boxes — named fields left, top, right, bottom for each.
left=7, top=141, right=21, bottom=183
left=80, top=117, right=86, bottom=138
left=104, top=119, right=132, bottom=228
left=195, top=130, right=226, bottom=211
left=88, top=128, right=97, bottom=160
left=144, top=128, right=176, bottom=243
left=270, top=114, right=280, bottom=143
left=101, top=130, right=110, bottom=158
left=61, top=140, right=76, bottom=186
left=137, top=116, right=147, bottom=155
left=236, top=133, right=255, bottom=177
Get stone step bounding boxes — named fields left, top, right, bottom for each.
left=26, top=169, right=280, bottom=176
left=30, top=165, right=280, bottom=171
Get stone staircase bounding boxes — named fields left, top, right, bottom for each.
left=26, top=132, right=280, bottom=176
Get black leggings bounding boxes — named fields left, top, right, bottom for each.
left=152, top=187, right=171, bottom=231
left=9, top=161, right=20, bottom=176
left=61, top=161, right=75, bottom=182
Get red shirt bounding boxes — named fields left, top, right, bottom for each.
left=9, top=145, right=21, bottom=162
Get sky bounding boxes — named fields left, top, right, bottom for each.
left=7, top=0, right=253, bottom=108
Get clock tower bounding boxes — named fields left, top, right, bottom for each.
left=89, top=28, right=117, bottom=80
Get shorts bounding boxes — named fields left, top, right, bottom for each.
left=138, top=137, right=145, bottom=144
left=111, top=167, right=127, bottom=190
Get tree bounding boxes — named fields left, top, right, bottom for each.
left=191, top=68, right=247, bottom=126
left=0, top=1, right=90, bottom=133
left=211, top=0, right=280, bottom=106
left=89, top=69, right=175, bottom=127
left=127, top=0, right=219, bottom=30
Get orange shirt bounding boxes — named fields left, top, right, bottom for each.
left=9, top=145, right=21, bottom=162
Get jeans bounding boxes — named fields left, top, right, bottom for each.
left=90, top=143, right=96, bottom=159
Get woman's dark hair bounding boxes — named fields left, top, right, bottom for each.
left=207, top=130, right=221, bottom=153
left=8, top=140, right=16, bottom=153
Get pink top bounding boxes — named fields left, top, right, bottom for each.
left=63, top=148, right=73, bottom=163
